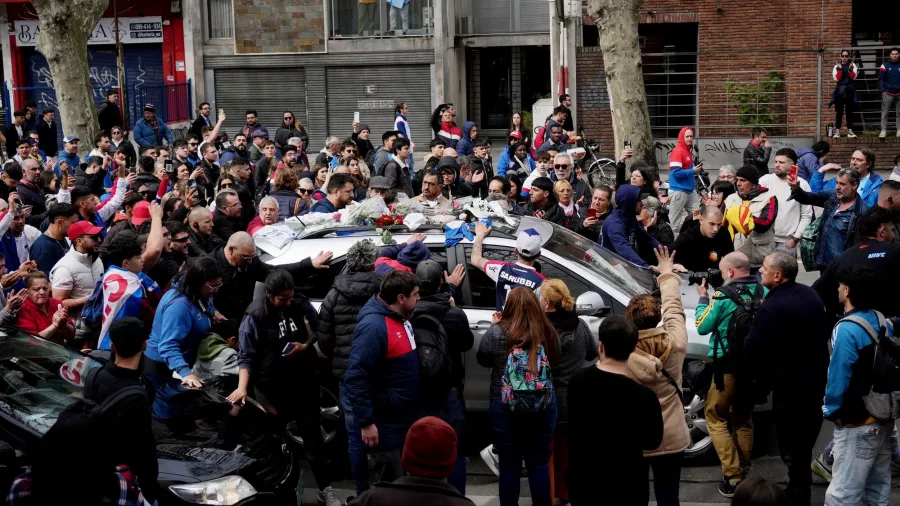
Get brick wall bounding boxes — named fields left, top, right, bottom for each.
left=578, top=0, right=853, bottom=145
left=575, top=47, right=615, bottom=151
left=828, top=137, right=900, bottom=170
left=233, top=0, right=326, bottom=54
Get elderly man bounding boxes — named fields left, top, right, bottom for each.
left=288, top=136, right=310, bottom=169
left=550, top=152, right=590, bottom=203
left=413, top=169, right=448, bottom=206
left=367, top=176, right=391, bottom=200
left=248, top=196, right=280, bottom=236
left=187, top=207, right=224, bottom=257
left=723, top=165, right=778, bottom=269
left=317, top=136, right=342, bottom=168
left=133, top=104, right=173, bottom=148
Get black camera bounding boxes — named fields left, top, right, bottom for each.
left=687, top=268, right=723, bottom=287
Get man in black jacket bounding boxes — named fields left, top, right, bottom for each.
left=3, top=109, right=25, bottom=158
left=745, top=252, right=828, bottom=506
left=75, top=156, right=108, bottom=197
left=318, top=239, right=382, bottom=381
left=36, top=109, right=58, bottom=157
left=84, top=317, right=158, bottom=502
left=210, top=232, right=331, bottom=333
left=15, top=159, right=47, bottom=217
left=813, top=206, right=900, bottom=324
left=188, top=102, right=213, bottom=138
left=413, top=260, right=472, bottom=495
left=743, top=126, right=772, bottom=177
left=227, top=270, right=341, bottom=506
left=212, top=189, right=247, bottom=239
left=187, top=207, right=224, bottom=257
left=97, top=90, right=123, bottom=134
left=672, top=206, right=734, bottom=272
left=523, top=177, right=567, bottom=226
left=383, top=137, right=414, bottom=196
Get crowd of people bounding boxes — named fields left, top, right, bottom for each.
left=1, top=91, right=900, bottom=506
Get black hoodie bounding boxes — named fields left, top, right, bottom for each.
left=524, top=193, right=567, bottom=227
left=317, top=270, right=382, bottom=381
left=671, top=219, right=734, bottom=272
left=413, top=292, right=474, bottom=390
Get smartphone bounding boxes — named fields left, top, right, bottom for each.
left=128, top=167, right=137, bottom=175
left=624, top=140, right=632, bottom=149
left=282, top=343, right=293, bottom=356
left=217, top=108, right=224, bottom=116
left=188, top=179, right=197, bottom=190
left=789, top=164, right=799, bottom=181
left=587, top=208, right=597, bottom=219
left=353, top=111, right=360, bottom=123
left=164, top=159, right=173, bottom=174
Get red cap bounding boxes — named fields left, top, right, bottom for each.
left=67, top=221, right=103, bottom=242
left=131, top=201, right=151, bottom=227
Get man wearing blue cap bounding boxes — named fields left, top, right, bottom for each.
left=133, top=104, right=173, bottom=148
left=54, top=135, right=80, bottom=178
left=470, top=221, right=546, bottom=310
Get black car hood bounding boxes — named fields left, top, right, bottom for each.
left=157, top=443, right=257, bottom=483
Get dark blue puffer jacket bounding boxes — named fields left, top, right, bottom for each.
left=599, top=185, right=659, bottom=267
left=341, top=296, right=420, bottom=447
left=456, top=121, right=477, bottom=157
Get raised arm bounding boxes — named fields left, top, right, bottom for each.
left=470, top=221, right=492, bottom=271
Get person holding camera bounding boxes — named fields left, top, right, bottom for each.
left=694, top=251, right=766, bottom=498
left=671, top=206, right=734, bottom=272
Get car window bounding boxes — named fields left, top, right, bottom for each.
left=0, top=329, right=102, bottom=435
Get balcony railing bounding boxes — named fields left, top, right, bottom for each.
left=330, top=0, right=432, bottom=38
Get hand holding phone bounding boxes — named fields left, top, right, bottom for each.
left=282, top=343, right=294, bottom=356
left=587, top=208, right=597, bottom=219
left=624, top=140, right=632, bottom=149
left=789, top=164, right=799, bottom=182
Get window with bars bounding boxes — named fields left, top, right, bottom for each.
left=208, top=0, right=234, bottom=39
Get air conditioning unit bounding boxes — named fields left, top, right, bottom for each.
left=458, top=16, right=473, bottom=35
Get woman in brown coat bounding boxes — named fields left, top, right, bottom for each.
left=625, top=246, right=690, bottom=506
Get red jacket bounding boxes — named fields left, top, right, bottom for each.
left=15, top=296, right=73, bottom=343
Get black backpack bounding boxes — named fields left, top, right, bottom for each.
left=411, top=314, right=452, bottom=404
left=55, top=366, right=150, bottom=431
left=711, top=283, right=764, bottom=389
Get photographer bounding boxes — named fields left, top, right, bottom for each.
left=672, top=206, right=734, bottom=272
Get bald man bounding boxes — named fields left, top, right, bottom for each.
left=210, top=231, right=334, bottom=334
left=694, top=250, right=765, bottom=496
left=187, top=206, right=224, bottom=257
left=672, top=206, right=735, bottom=272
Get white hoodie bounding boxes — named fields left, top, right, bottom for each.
left=758, top=173, right=813, bottom=243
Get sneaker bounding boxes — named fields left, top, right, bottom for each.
left=832, top=130, right=841, bottom=138
left=317, top=486, right=342, bottom=506
left=847, top=129, right=857, bottom=138
left=480, top=444, right=500, bottom=477
left=896, top=130, right=900, bottom=137
left=811, top=452, right=833, bottom=483
left=881, top=130, right=888, bottom=138
left=718, top=479, right=738, bottom=498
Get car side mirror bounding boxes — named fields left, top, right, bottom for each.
left=575, top=291, right=610, bottom=316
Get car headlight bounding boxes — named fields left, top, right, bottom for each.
left=169, top=475, right=257, bottom=505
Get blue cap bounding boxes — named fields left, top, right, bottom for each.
left=63, top=135, right=79, bottom=143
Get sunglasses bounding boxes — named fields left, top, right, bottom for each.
left=220, top=183, right=233, bottom=188
left=554, top=164, right=570, bottom=169
left=188, top=142, right=199, bottom=146
left=170, top=236, right=190, bottom=243
left=298, top=188, right=312, bottom=194
left=345, top=149, right=356, bottom=154
left=284, top=116, right=293, bottom=120
left=111, top=131, right=122, bottom=135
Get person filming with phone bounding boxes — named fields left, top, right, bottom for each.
left=758, top=148, right=814, bottom=256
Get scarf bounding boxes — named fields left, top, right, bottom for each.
left=559, top=200, right=575, bottom=217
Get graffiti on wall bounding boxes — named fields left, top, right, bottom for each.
left=652, top=137, right=815, bottom=173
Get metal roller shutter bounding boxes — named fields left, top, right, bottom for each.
left=213, top=69, right=308, bottom=143
left=325, top=65, right=432, bottom=155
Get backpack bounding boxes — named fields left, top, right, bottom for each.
left=800, top=217, right=821, bottom=271
left=56, top=365, right=150, bottom=432
left=501, top=344, right=553, bottom=412
left=839, top=312, right=900, bottom=422
left=411, top=314, right=452, bottom=403
left=79, top=278, right=105, bottom=332
left=711, top=283, right=764, bottom=389
left=533, top=119, right=551, bottom=150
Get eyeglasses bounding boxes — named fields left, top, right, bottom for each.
left=240, top=253, right=257, bottom=263
left=422, top=181, right=439, bottom=187
left=554, top=164, right=570, bottom=169
left=344, top=150, right=356, bottom=154
left=111, top=130, right=121, bottom=135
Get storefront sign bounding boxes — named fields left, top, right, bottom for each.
left=13, top=16, right=164, bottom=47
left=653, top=137, right=814, bottom=173
left=358, top=100, right=395, bottom=110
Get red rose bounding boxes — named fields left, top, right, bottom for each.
left=394, top=216, right=404, bottom=225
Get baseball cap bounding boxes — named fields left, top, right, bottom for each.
left=369, top=176, right=391, bottom=190
left=131, top=201, right=151, bottom=227
left=516, top=228, right=543, bottom=258
left=67, top=221, right=103, bottom=242
left=415, top=259, right=444, bottom=286
left=251, top=129, right=267, bottom=139
left=63, top=135, right=79, bottom=143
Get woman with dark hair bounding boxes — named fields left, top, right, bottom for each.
left=477, top=287, right=559, bottom=506
left=507, top=112, right=532, bottom=150
left=144, top=256, right=223, bottom=420
left=504, top=142, right=535, bottom=180
left=629, top=166, right=658, bottom=197
left=506, top=174, right=524, bottom=204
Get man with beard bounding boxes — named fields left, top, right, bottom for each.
left=523, top=177, right=566, bottom=226
left=288, top=136, right=310, bottom=170
left=723, top=166, right=779, bottom=269
left=223, top=159, right=257, bottom=225
left=189, top=102, right=213, bottom=138
left=273, top=145, right=299, bottom=182
left=672, top=206, right=734, bottom=272
left=414, top=170, right=449, bottom=205
left=549, top=152, right=590, bottom=204
left=241, top=110, right=268, bottom=141
left=311, top=174, right=355, bottom=213
left=49, top=220, right=104, bottom=342
left=16, top=158, right=47, bottom=218
left=248, top=130, right=267, bottom=164
left=219, top=133, right=250, bottom=165
left=275, top=111, right=307, bottom=149
left=187, top=207, right=224, bottom=257
left=148, top=221, right=191, bottom=288
left=600, top=185, right=660, bottom=267
left=876, top=180, right=900, bottom=240
left=31, top=203, right=78, bottom=275
left=70, top=169, right=132, bottom=238
left=759, top=148, right=813, bottom=255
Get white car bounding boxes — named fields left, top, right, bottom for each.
left=257, top=217, right=715, bottom=460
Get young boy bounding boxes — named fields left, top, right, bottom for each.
left=470, top=137, right=494, bottom=198
left=522, top=150, right=552, bottom=198
left=84, top=317, right=158, bottom=502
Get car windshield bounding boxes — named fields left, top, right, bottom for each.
left=0, top=328, right=100, bottom=435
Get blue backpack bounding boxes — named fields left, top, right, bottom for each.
left=501, top=344, right=553, bottom=412
left=80, top=279, right=105, bottom=330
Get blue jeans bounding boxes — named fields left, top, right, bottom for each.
left=340, top=385, right=371, bottom=494
left=489, top=398, right=557, bottom=506
left=825, top=422, right=892, bottom=506
left=427, top=389, right=467, bottom=495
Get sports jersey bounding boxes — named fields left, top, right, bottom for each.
left=483, top=260, right=546, bottom=310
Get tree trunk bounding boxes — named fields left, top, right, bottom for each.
left=32, top=0, right=108, bottom=146
left=586, top=0, right=658, bottom=169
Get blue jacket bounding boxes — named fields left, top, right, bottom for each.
left=341, top=296, right=420, bottom=442
left=145, top=289, right=215, bottom=378
left=879, top=59, right=900, bottom=94
left=54, top=151, right=81, bottom=178
left=133, top=118, right=174, bottom=148
left=795, top=148, right=822, bottom=183
left=497, top=146, right=536, bottom=177
left=823, top=310, right=894, bottom=424
left=599, top=185, right=659, bottom=267
left=456, top=121, right=477, bottom=157
left=809, top=169, right=883, bottom=208
left=792, top=187, right=867, bottom=267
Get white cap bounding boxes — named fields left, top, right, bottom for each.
left=516, top=228, right=542, bottom=258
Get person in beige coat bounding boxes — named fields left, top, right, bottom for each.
left=626, top=246, right=690, bottom=506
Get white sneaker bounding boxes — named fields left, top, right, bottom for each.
left=317, top=486, right=342, bottom=506
left=832, top=130, right=840, bottom=138
left=896, top=130, right=900, bottom=138
left=880, top=130, right=888, bottom=138
left=847, top=129, right=857, bottom=138
left=480, top=444, right=500, bottom=477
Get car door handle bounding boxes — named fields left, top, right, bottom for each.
left=470, top=320, right=492, bottom=331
